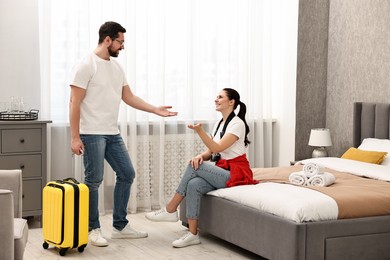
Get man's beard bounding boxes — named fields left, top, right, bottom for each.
left=108, top=45, right=119, bottom=57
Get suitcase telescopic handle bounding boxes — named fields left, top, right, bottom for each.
left=62, top=177, right=80, bottom=184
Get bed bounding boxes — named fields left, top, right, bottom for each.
left=179, top=102, right=390, bottom=260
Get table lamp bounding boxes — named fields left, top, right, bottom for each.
left=308, top=128, right=332, bottom=158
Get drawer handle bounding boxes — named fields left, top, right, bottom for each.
left=22, top=194, right=25, bottom=199
left=20, top=138, right=25, bottom=143
left=20, top=164, right=25, bottom=169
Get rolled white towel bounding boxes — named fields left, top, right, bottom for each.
left=289, top=171, right=307, bottom=186
left=308, top=172, right=336, bottom=187
left=303, top=163, right=325, bottom=178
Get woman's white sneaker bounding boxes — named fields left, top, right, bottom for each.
left=172, top=232, right=201, bottom=248
left=145, top=207, right=179, bottom=222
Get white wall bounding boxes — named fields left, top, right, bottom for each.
left=0, top=0, right=41, bottom=110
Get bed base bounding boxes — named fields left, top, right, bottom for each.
left=180, top=196, right=390, bottom=260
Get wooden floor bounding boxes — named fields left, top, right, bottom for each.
left=24, top=212, right=266, bottom=260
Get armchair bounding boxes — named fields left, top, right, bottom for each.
left=0, top=169, right=29, bottom=260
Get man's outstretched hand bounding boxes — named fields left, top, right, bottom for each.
left=155, top=106, right=178, bottom=117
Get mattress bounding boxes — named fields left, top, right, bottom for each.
left=207, top=157, right=390, bottom=223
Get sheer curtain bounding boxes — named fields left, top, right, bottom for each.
left=39, top=0, right=298, bottom=213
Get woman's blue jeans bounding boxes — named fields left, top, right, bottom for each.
left=80, top=134, right=135, bottom=231
left=176, top=162, right=230, bottom=219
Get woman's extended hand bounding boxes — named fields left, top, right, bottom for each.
left=190, top=155, right=203, bottom=170
left=187, top=123, right=203, bottom=133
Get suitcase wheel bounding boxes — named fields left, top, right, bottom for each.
left=78, top=244, right=87, bottom=253
left=42, top=242, right=49, bottom=249
left=59, top=248, right=68, bottom=256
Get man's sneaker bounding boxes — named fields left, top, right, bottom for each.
left=111, top=224, right=148, bottom=239
left=89, top=228, right=108, bottom=247
left=172, top=232, right=201, bottom=248
left=145, top=207, right=179, bottom=222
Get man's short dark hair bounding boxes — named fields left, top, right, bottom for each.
left=98, top=21, right=126, bottom=44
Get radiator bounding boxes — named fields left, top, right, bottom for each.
left=134, top=134, right=205, bottom=206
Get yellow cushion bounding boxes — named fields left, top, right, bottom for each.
left=341, top=147, right=388, bottom=164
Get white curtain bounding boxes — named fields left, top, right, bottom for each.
left=38, top=0, right=298, bottom=213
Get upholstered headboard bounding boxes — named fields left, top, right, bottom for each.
left=353, top=102, right=390, bottom=147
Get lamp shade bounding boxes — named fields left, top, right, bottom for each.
left=308, top=128, right=332, bottom=147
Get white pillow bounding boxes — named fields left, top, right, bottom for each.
left=358, top=138, right=390, bottom=166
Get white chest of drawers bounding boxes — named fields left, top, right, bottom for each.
left=0, top=120, right=51, bottom=218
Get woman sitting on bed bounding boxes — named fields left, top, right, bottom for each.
left=145, top=88, right=258, bottom=248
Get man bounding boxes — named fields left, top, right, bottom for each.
left=69, top=21, right=177, bottom=247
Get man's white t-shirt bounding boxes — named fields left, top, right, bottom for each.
left=70, top=53, right=128, bottom=135
left=211, top=116, right=247, bottom=160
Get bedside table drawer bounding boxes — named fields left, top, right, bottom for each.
left=1, top=128, right=42, bottom=153
left=22, top=179, right=42, bottom=212
left=0, top=154, right=42, bottom=178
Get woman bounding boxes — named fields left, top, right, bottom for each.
left=145, top=88, right=257, bottom=248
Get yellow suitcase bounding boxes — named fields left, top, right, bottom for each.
left=42, top=178, right=89, bottom=256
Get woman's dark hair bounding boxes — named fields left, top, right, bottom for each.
left=223, top=88, right=251, bottom=146
left=98, top=21, right=126, bottom=44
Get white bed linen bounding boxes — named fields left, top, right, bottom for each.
left=298, top=157, right=390, bottom=182
left=207, top=157, right=389, bottom=223
left=208, top=182, right=338, bottom=223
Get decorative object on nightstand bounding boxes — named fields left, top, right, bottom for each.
left=308, top=128, right=332, bottom=158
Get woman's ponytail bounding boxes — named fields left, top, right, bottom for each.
left=223, top=88, right=251, bottom=146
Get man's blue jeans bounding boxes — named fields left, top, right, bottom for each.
left=80, top=134, right=135, bottom=231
